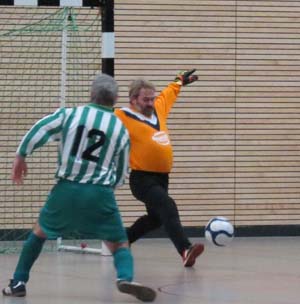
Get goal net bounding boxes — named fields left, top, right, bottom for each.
left=0, top=6, right=104, bottom=253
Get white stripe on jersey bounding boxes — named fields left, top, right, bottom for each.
left=100, top=119, right=123, bottom=185
left=57, top=107, right=84, bottom=177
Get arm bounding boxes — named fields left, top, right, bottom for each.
left=155, top=69, right=198, bottom=117
left=155, top=83, right=181, bottom=117
left=12, top=108, right=65, bottom=184
left=11, top=155, right=27, bottom=185
left=17, top=108, right=65, bottom=157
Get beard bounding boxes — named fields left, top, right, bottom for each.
left=142, top=106, right=154, bottom=117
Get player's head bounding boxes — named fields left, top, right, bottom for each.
left=129, top=78, right=156, bottom=117
left=90, top=73, right=118, bottom=107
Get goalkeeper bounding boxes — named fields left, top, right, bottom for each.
left=115, top=69, right=204, bottom=267
left=2, top=74, right=156, bottom=302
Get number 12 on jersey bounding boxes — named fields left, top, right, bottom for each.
left=71, top=125, right=106, bottom=163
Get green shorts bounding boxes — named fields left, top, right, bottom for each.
left=39, top=179, right=127, bottom=242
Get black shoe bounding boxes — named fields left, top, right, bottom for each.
left=117, top=280, right=156, bottom=302
left=2, top=279, right=26, bottom=297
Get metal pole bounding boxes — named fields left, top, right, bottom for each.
left=59, top=8, right=68, bottom=108
left=101, top=0, right=114, bottom=77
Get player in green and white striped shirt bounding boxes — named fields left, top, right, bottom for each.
left=3, top=74, right=156, bottom=302
left=17, top=94, right=128, bottom=187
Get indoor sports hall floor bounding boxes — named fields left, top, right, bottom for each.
left=1, top=237, right=299, bottom=304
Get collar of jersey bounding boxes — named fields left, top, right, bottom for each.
left=121, top=107, right=158, bottom=124
left=121, top=107, right=160, bottom=130
left=88, top=103, right=113, bottom=112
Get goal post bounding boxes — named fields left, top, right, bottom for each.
left=0, top=3, right=112, bottom=255
left=57, top=237, right=112, bottom=255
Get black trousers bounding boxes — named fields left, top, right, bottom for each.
left=127, top=170, right=191, bottom=255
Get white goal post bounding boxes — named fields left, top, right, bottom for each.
left=57, top=237, right=112, bottom=256
left=57, top=8, right=111, bottom=256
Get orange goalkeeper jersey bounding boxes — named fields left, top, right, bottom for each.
left=115, top=82, right=181, bottom=173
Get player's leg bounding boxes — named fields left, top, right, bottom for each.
left=126, top=213, right=161, bottom=244
left=3, top=180, right=78, bottom=297
left=129, top=170, right=190, bottom=253
left=104, top=241, right=156, bottom=302
left=130, top=171, right=204, bottom=266
left=83, top=185, right=156, bottom=302
left=2, top=222, right=47, bottom=297
left=145, top=185, right=192, bottom=253
left=150, top=190, right=204, bottom=267
left=158, top=177, right=205, bottom=266
left=104, top=241, right=133, bottom=282
left=127, top=171, right=163, bottom=244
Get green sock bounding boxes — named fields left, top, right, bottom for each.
left=13, top=232, right=46, bottom=283
left=113, top=247, right=133, bottom=282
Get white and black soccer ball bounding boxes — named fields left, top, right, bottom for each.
left=205, top=216, right=234, bottom=246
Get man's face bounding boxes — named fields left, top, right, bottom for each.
left=131, top=88, right=156, bottom=117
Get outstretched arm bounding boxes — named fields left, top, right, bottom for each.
left=156, top=69, right=199, bottom=116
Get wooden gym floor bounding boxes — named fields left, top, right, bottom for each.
left=0, top=237, right=299, bottom=304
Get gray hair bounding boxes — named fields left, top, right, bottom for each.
left=90, top=73, right=118, bottom=107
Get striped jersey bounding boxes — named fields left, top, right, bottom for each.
left=17, top=103, right=130, bottom=188
left=115, top=82, right=181, bottom=173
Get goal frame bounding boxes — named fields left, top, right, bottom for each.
left=0, top=0, right=115, bottom=256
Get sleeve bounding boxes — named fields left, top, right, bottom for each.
left=114, top=108, right=121, bottom=118
left=155, top=82, right=181, bottom=118
left=113, top=127, right=130, bottom=189
left=17, top=108, right=66, bottom=157
left=114, top=108, right=125, bottom=123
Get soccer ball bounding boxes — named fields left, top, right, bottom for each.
left=205, top=216, right=234, bottom=246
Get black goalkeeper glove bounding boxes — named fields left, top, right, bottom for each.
left=174, top=69, right=198, bottom=86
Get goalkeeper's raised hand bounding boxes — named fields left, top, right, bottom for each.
left=174, top=69, right=198, bottom=86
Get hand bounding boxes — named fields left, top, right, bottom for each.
left=11, top=155, right=27, bottom=185
left=174, top=69, right=198, bottom=86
